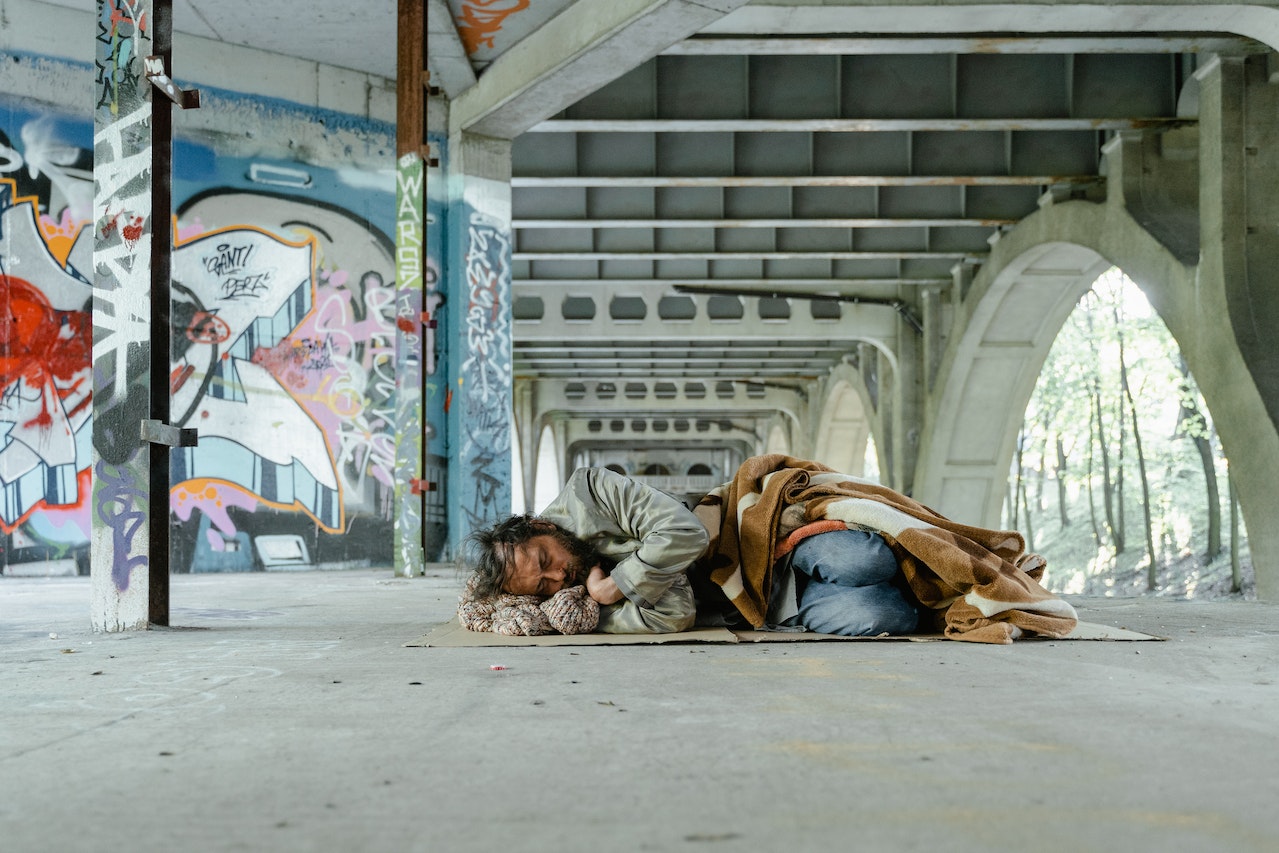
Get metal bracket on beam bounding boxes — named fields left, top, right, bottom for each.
left=145, top=56, right=201, bottom=109
left=141, top=419, right=199, bottom=448
left=409, top=479, right=437, bottom=495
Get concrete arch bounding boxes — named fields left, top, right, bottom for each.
left=764, top=421, right=790, bottom=456
left=813, top=363, right=876, bottom=477
left=917, top=193, right=1279, bottom=599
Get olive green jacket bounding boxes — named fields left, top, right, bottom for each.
left=540, top=467, right=707, bottom=633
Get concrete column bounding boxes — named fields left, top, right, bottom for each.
left=1196, top=54, right=1279, bottom=599
left=90, top=0, right=157, bottom=631
left=445, top=131, right=513, bottom=545
left=921, top=286, right=942, bottom=393
left=423, top=99, right=450, bottom=561
left=891, top=316, right=923, bottom=497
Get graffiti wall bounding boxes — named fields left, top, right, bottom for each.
left=1, top=59, right=399, bottom=576
left=0, top=100, right=95, bottom=575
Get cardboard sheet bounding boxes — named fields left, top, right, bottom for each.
left=406, top=618, right=1161, bottom=647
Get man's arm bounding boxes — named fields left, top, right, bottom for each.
left=585, top=565, right=623, bottom=605
left=540, top=467, right=709, bottom=612
left=580, top=467, right=709, bottom=610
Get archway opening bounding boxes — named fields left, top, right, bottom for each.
left=1010, top=268, right=1253, bottom=598
left=532, top=426, right=561, bottom=512
left=814, top=380, right=873, bottom=477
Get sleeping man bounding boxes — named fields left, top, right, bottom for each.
left=458, top=455, right=1078, bottom=644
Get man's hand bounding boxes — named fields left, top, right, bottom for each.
left=586, top=565, right=624, bottom=605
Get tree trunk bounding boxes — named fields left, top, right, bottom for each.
left=1176, top=356, right=1222, bottom=560
left=1094, top=383, right=1122, bottom=552
left=1229, top=467, right=1242, bottom=594
left=1121, top=346, right=1157, bottom=590
left=1034, top=433, right=1048, bottom=512
left=1020, top=480, right=1035, bottom=551
left=1087, top=403, right=1102, bottom=547
left=1055, top=436, right=1070, bottom=527
left=1011, top=431, right=1026, bottom=528
left=1114, top=390, right=1126, bottom=555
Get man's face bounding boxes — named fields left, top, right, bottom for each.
left=503, top=532, right=588, bottom=597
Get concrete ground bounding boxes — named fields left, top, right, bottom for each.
left=1, top=568, right=1276, bottom=853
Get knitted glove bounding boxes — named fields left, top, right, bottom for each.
left=457, top=576, right=599, bottom=636
left=540, top=585, right=600, bottom=634
left=491, top=602, right=553, bottom=636
left=457, top=575, right=547, bottom=634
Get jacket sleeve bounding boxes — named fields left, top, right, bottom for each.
left=543, top=467, right=709, bottom=611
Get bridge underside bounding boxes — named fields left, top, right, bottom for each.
left=425, top=1, right=1279, bottom=598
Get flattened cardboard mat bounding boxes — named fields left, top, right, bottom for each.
left=406, top=618, right=1161, bottom=647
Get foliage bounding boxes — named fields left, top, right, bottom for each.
left=1007, top=269, right=1255, bottom=599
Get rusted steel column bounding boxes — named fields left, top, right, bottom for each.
left=91, top=0, right=196, bottom=630
left=395, top=0, right=430, bottom=574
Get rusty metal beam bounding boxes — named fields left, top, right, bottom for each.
left=399, top=0, right=425, bottom=157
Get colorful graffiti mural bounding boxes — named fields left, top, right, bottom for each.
left=170, top=190, right=397, bottom=572
left=2, top=60, right=399, bottom=577
left=0, top=177, right=94, bottom=568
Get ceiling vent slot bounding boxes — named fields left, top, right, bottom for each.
left=707, top=294, right=744, bottom=320
left=513, top=296, right=544, bottom=320
left=562, top=295, right=596, bottom=321
left=658, top=295, right=696, bottom=320
left=758, top=296, right=790, bottom=320
left=610, top=295, right=647, bottom=321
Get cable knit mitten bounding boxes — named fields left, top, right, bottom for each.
left=540, top=585, right=600, bottom=634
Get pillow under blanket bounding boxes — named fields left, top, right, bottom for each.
left=457, top=576, right=600, bottom=635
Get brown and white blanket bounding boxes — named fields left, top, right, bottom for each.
left=692, top=454, right=1077, bottom=644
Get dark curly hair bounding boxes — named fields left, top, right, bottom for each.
left=459, top=514, right=596, bottom=598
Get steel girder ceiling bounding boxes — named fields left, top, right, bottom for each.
left=430, top=3, right=1264, bottom=461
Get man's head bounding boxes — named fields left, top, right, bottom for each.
left=462, top=514, right=597, bottom=598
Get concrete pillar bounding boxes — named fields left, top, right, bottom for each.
left=921, top=286, right=942, bottom=393
left=1201, top=56, right=1279, bottom=432
left=90, top=0, right=157, bottom=631
left=423, top=98, right=450, bottom=561
left=1196, top=54, right=1279, bottom=599
left=445, top=131, right=513, bottom=544
left=891, top=317, right=923, bottom=497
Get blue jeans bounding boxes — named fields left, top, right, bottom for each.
left=789, top=529, right=919, bottom=636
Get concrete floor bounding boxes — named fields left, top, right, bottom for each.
left=1, top=568, right=1276, bottom=853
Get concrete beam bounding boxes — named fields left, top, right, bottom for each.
left=702, top=4, right=1279, bottom=55
left=666, top=35, right=1269, bottom=55
left=513, top=176, right=1099, bottom=188
left=448, top=0, right=753, bottom=139
left=512, top=281, right=901, bottom=342
left=426, top=0, right=476, bottom=99
left=515, top=217, right=1017, bottom=229
left=530, top=118, right=1190, bottom=133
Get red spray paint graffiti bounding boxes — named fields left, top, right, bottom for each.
left=0, top=274, right=93, bottom=532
